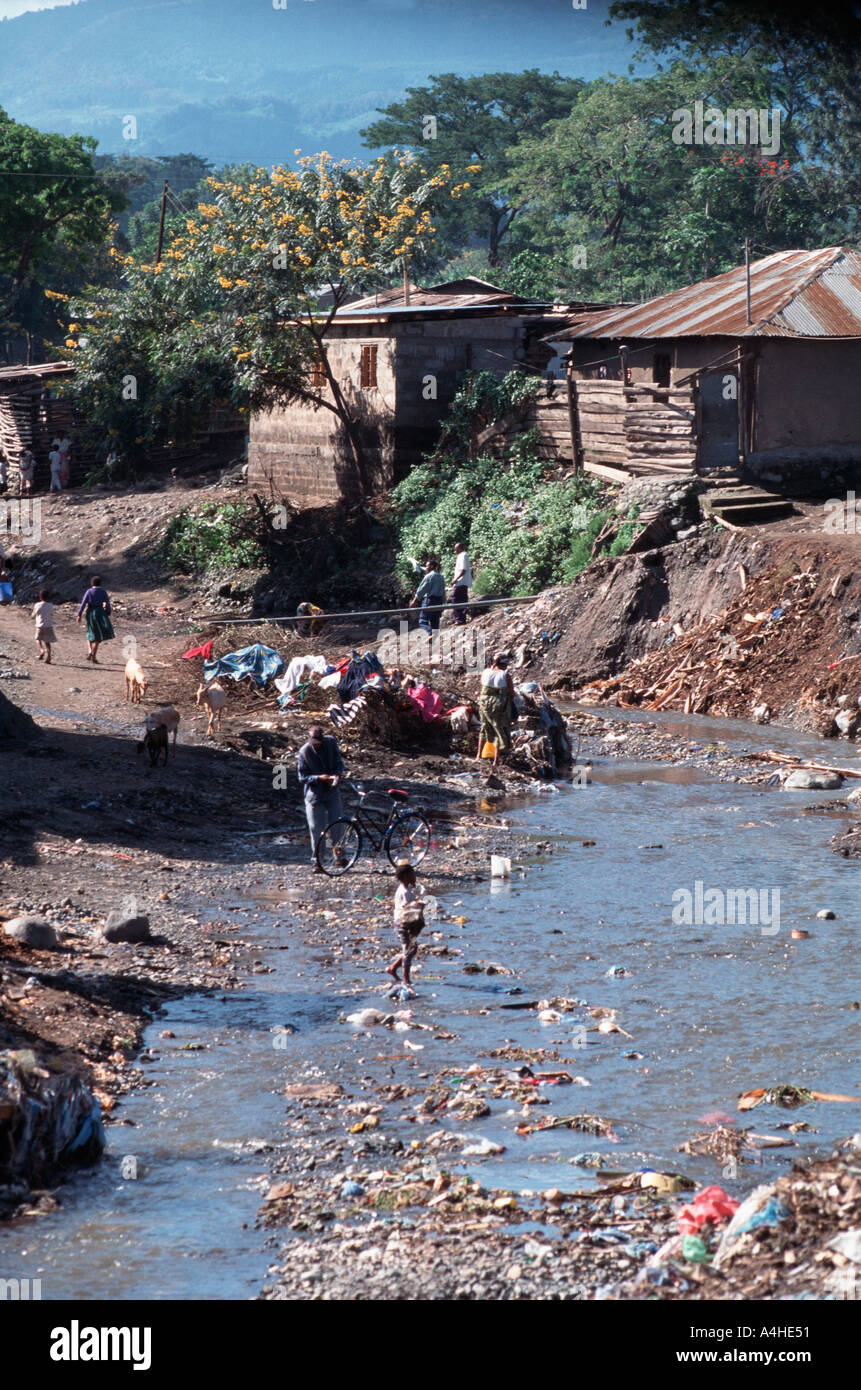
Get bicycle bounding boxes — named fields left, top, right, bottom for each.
left=315, top=780, right=431, bottom=877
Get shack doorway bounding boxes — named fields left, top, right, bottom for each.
left=696, top=369, right=740, bottom=471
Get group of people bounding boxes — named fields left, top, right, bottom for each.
left=29, top=574, right=116, bottom=665
left=409, top=541, right=472, bottom=633
left=0, top=436, right=73, bottom=497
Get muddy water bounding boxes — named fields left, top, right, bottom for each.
left=2, top=711, right=859, bottom=1299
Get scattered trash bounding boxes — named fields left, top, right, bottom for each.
left=640, top=1171, right=691, bottom=1194
left=346, top=1009, right=388, bottom=1028
left=387, top=983, right=416, bottom=1001
left=677, top=1185, right=739, bottom=1235
left=490, top=855, right=511, bottom=878
left=738, top=1083, right=861, bottom=1110
left=461, top=1137, right=505, bottom=1157
left=681, top=1233, right=711, bottom=1263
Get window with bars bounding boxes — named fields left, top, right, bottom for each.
left=360, top=344, right=378, bottom=389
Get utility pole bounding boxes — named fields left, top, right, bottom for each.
left=745, top=236, right=752, bottom=325
left=403, top=257, right=411, bottom=305
left=155, top=179, right=169, bottom=265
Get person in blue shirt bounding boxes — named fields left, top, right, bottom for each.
left=411, top=558, right=445, bottom=634
left=297, top=724, right=344, bottom=868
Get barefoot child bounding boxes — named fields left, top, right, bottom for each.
left=33, top=588, right=57, bottom=664
left=386, top=862, right=425, bottom=989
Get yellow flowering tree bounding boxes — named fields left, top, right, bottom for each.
left=68, top=152, right=453, bottom=489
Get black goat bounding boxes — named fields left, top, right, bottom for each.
left=137, top=723, right=169, bottom=767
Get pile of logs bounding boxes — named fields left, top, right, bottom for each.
left=574, top=380, right=697, bottom=478
left=579, top=564, right=821, bottom=717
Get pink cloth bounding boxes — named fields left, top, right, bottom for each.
left=405, top=683, right=443, bottom=722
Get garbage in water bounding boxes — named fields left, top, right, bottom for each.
left=738, top=1083, right=861, bottom=1110
left=677, top=1185, right=739, bottom=1235
left=490, top=855, right=511, bottom=878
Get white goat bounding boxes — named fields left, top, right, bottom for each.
left=124, top=658, right=148, bottom=704
left=196, top=681, right=227, bottom=737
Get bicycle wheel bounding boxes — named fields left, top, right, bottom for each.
left=316, top=819, right=361, bottom=876
left=386, top=811, right=431, bottom=868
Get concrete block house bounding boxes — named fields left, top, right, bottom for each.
left=247, top=278, right=600, bottom=506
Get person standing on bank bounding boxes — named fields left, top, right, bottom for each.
left=477, top=650, right=515, bottom=768
left=298, top=723, right=344, bottom=868
left=452, top=542, right=472, bottom=626
left=18, top=448, right=36, bottom=497
left=411, top=557, right=446, bottom=634
left=76, top=574, right=114, bottom=663
left=48, top=443, right=63, bottom=494
left=58, top=434, right=72, bottom=489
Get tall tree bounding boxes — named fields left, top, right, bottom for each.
left=361, top=71, right=584, bottom=265
left=506, top=64, right=842, bottom=301
left=609, top=0, right=861, bottom=199
left=0, top=108, right=122, bottom=357
left=67, top=153, right=454, bottom=493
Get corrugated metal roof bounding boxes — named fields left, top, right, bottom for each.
left=0, top=360, right=73, bottom=380
left=556, top=247, right=861, bottom=341
left=344, top=276, right=523, bottom=313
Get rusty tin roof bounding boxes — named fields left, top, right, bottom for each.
left=556, top=247, right=861, bottom=341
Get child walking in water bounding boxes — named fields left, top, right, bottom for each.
left=32, top=588, right=57, bottom=664
left=386, top=861, right=425, bottom=995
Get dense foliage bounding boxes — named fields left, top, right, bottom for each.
left=390, top=372, right=636, bottom=597
left=161, top=501, right=266, bottom=575
left=0, top=107, right=123, bottom=359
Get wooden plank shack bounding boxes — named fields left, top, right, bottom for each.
left=573, top=379, right=698, bottom=479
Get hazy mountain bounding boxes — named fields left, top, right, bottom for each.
left=0, top=0, right=639, bottom=164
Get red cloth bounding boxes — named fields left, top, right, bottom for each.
left=181, top=641, right=214, bottom=662
left=677, top=1185, right=739, bottom=1235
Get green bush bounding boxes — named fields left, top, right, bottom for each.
left=390, top=369, right=623, bottom=597
left=161, top=501, right=265, bottom=575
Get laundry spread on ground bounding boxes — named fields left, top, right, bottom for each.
left=203, top=643, right=285, bottom=688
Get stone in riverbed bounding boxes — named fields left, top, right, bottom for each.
left=3, top=915, right=61, bottom=949
left=102, top=910, right=151, bottom=943
left=784, top=769, right=843, bottom=791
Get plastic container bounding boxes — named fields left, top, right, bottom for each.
left=480, top=740, right=497, bottom=759
left=490, top=855, right=511, bottom=878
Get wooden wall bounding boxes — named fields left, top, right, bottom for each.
left=574, top=380, right=697, bottom=478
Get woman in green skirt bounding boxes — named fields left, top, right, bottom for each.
left=76, top=574, right=114, bottom=663
left=477, top=650, right=515, bottom=768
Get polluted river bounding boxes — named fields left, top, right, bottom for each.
left=2, top=707, right=859, bottom=1300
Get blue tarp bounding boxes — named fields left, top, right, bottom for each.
left=203, top=643, right=285, bottom=689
